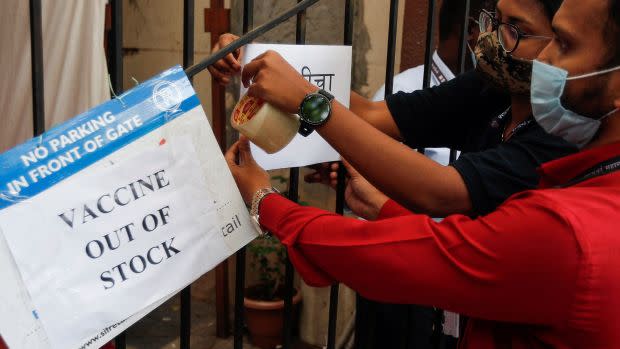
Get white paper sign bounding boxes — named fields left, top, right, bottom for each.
left=0, top=66, right=256, bottom=349
left=241, top=44, right=352, bottom=170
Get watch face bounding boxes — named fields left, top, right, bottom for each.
left=300, top=94, right=331, bottom=125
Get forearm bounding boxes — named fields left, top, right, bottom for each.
left=318, top=101, right=472, bottom=216
left=349, top=91, right=402, bottom=140
left=259, top=194, right=574, bottom=325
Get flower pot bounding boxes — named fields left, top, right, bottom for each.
left=244, top=286, right=302, bottom=349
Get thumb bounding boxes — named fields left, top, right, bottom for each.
left=238, top=136, right=255, bottom=165
left=341, top=159, right=360, bottom=178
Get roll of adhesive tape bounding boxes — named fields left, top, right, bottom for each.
left=231, top=94, right=300, bottom=154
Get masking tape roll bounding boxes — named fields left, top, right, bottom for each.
left=231, top=94, right=300, bottom=154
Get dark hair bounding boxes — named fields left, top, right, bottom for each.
left=538, top=0, right=563, bottom=20
left=438, top=0, right=494, bottom=41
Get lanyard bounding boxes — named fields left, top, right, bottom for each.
left=490, top=107, right=533, bottom=142
left=430, top=58, right=448, bottom=84
left=559, top=156, right=620, bottom=188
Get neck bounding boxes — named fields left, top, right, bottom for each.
left=510, top=95, right=532, bottom=123
left=436, top=38, right=459, bottom=73
left=585, top=111, right=620, bottom=149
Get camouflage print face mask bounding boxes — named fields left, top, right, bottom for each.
left=475, top=31, right=533, bottom=95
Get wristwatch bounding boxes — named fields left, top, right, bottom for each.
left=250, top=187, right=280, bottom=237
left=298, top=89, right=335, bottom=137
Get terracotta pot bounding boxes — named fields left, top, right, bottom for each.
left=244, top=288, right=302, bottom=349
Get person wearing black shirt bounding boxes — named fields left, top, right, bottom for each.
left=208, top=1, right=570, bottom=348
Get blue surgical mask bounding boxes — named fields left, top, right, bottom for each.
left=531, top=60, right=620, bottom=148
left=468, top=42, right=477, bottom=68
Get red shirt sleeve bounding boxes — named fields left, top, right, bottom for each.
left=259, top=192, right=580, bottom=327
left=377, top=199, right=412, bottom=219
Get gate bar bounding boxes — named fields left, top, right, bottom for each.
left=451, top=0, right=471, bottom=164
left=109, top=1, right=125, bottom=347
left=180, top=0, right=195, bottom=348
left=421, top=0, right=437, bottom=90
left=185, top=0, right=318, bottom=78
left=29, top=0, right=45, bottom=136
left=233, top=1, right=254, bottom=347
left=109, top=0, right=124, bottom=96
left=419, top=1, right=446, bottom=347
left=282, top=6, right=307, bottom=348
left=384, top=0, right=399, bottom=97
left=327, top=1, right=355, bottom=348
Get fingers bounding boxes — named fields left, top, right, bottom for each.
left=241, top=59, right=262, bottom=88
left=224, top=52, right=241, bottom=71
left=207, top=66, right=231, bottom=85
left=341, top=159, right=358, bottom=177
left=304, top=171, right=320, bottom=183
left=237, top=137, right=255, bottom=165
left=241, top=51, right=275, bottom=87
left=224, top=141, right=241, bottom=167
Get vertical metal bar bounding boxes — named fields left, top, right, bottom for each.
left=384, top=0, right=399, bottom=98
left=29, top=0, right=45, bottom=136
left=282, top=6, right=306, bottom=348
left=457, top=0, right=471, bottom=74
left=234, top=2, right=253, bottom=348
left=422, top=0, right=437, bottom=90
left=354, top=2, right=402, bottom=348
left=110, top=0, right=123, bottom=95
left=243, top=0, right=254, bottom=33
left=109, top=2, right=125, bottom=347
left=181, top=1, right=195, bottom=348
left=282, top=167, right=298, bottom=349
left=327, top=3, right=354, bottom=348
left=421, top=2, right=444, bottom=347
left=450, top=0, right=471, bottom=191
left=233, top=247, right=246, bottom=349
left=419, top=0, right=437, bottom=158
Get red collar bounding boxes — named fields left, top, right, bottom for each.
left=538, top=141, right=620, bottom=188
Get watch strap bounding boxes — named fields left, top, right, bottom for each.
left=318, top=89, right=335, bottom=101
left=299, top=120, right=314, bottom=137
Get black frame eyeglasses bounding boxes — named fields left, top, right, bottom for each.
left=478, top=9, right=552, bottom=53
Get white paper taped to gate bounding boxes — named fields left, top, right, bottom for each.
left=0, top=66, right=257, bottom=349
left=240, top=44, right=352, bottom=170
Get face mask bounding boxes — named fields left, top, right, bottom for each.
left=531, top=60, right=620, bottom=148
left=468, top=42, right=477, bottom=68
left=475, top=31, right=533, bottom=95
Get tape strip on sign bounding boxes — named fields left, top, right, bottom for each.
left=0, top=66, right=257, bottom=349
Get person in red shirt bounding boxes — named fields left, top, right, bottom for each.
left=224, top=0, right=620, bottom=347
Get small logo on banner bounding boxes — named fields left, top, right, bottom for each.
left=152, top=81, right=182, bottom=112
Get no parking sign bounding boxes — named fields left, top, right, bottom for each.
left=0, top=66, right=256, bottom=349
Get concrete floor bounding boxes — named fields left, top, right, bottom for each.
left=123, top=280, right=319, bottom=349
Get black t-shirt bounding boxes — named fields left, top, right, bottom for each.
left=386, top=70, right=579, bottom=216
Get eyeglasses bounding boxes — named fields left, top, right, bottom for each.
left=478, top=9, right=552, bottom=53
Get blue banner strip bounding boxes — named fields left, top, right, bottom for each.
left=0, top=65, right=203, bottom=211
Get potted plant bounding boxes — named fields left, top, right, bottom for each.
left=244, top=235, right=302, bottom=349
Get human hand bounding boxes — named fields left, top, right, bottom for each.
left=304, top=162, right=340, bottom=188
left=342, top=160, right=389, bottom=220
left=225, top=136, right=271, bottom=204
left=207, top=33, right=242, bottom=86
left=242, top=50, right=317, bottom=114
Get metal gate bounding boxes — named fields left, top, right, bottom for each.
left=25, top=0, right=472, bottom=348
